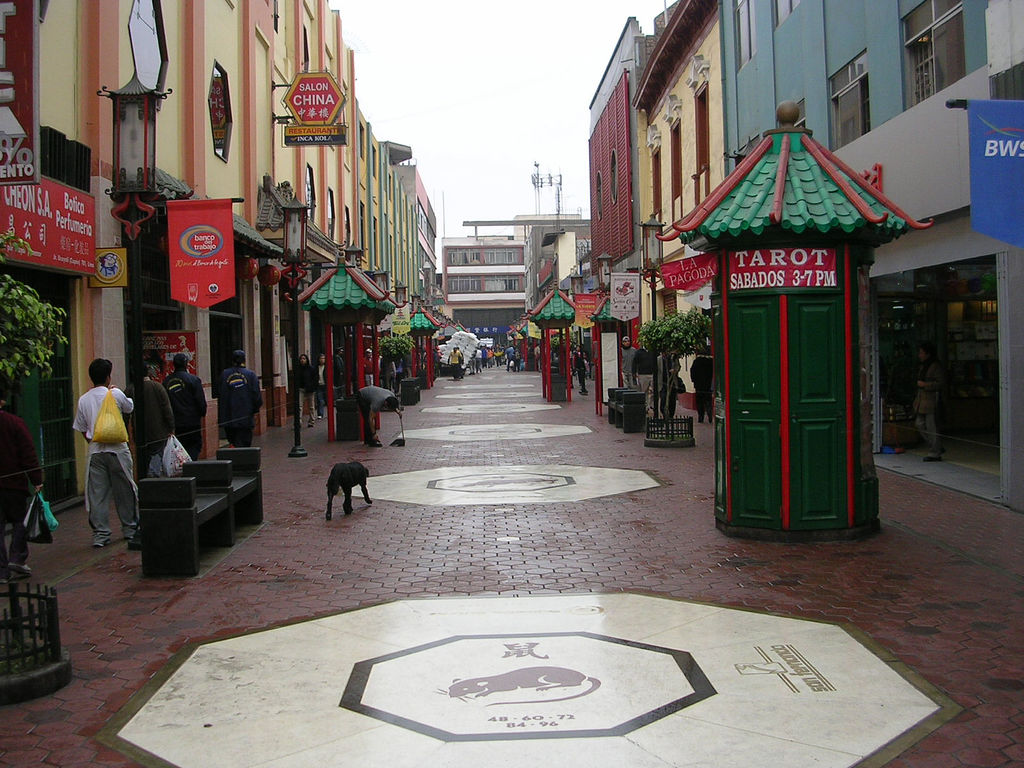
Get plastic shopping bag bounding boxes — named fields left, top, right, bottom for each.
left=162, top=435, right=191, bottom=477
left=41, top=492, right=58, bottom=531
left=24, top=492, right=53, bottom=544
left=92, top=390, right=129, bottom=443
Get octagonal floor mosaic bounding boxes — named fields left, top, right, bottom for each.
left=401, top=424, right=591, bottom=442
left=364, top=464, right=658, bottom=505
left=113, top=594, right=946, bottom=768
left=423, top=403, right=561, bottom=414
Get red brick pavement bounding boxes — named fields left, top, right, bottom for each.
left=2, top=369, right=1023, bottom=767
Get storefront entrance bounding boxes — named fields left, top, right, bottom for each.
left=875, top=255, right=999, bottom=476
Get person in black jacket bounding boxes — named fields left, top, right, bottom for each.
left=690, top=350, right=714, bottom=423
left=217, top=349, right=263, bottom=448
left=297, top=354, right=317, bottom=427
left=164, top=353, right=207, bottom=460
left=632, top=345, right=657, bottom=413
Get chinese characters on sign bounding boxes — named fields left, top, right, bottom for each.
left=0, top=179, right=96, bottom=273
left=282, top=71, right=347, bottom=146
left=727, top=248, right=837, bottom=291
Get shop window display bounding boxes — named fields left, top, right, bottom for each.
left=876, top=256, right=998, bottom=449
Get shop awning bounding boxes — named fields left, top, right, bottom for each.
left=662, top=105, right=933, bottom=250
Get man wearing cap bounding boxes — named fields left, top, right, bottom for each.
left=216, top=350, right=263, bottom=448
left=164, top=353, right=207, bottom=460
left=619, top=336, right=636, bottom=389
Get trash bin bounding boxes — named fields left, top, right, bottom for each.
left=400, top=378, right=420, bottom=406
left=621, top=390, right=646, bottom=433
left=335, top=396, right=361, bottom=441
left=606, top=387, right=627, bottom=425
left=550, top=374, right=568, bottom=402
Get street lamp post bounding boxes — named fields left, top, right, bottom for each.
left=596, top=253, right=613, bottom=295
left=640, top=215, right=665, bottom=321
left=280, top=196, right=309, bottom=458
left=101, top=75, right=168, bottom=467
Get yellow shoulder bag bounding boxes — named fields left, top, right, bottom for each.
left=92, top=390, right=129, bottom=443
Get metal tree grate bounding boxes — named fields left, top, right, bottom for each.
left=645, top=416, right=695, bottom=442
left=1, top=583, right=62, bottom=675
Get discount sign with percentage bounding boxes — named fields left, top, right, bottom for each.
left=0, top=0, right=40, bottom=186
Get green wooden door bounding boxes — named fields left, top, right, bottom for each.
left=727, top=298, right=781, bottom=528
left=787, top=294, right=847, bottom=528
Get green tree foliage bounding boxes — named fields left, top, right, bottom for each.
left=0, top=232, right=67, bottom=395
left=637, top=308, right=711, bottom=355
left=379, top=333, right=414, bottom=361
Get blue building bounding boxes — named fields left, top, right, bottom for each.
left=718, top=1, right=1024, bottom=510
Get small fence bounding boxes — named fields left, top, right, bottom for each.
left=1, top=582, right=62, bottom=675
left=645, top=416, right=695, bottom=447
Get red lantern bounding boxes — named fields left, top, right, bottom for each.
left=257, top=264, right=281, bottom=287
left=236, top=258, right=258, bottom=281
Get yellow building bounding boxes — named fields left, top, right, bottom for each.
left=4, top=0, right=419, bottom=503
left=634, top=0, right=724, bottom=316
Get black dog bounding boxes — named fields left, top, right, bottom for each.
left=326, top=461, right=372, bottom=520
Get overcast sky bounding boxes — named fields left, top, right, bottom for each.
left=330, top=0, right=678, bottom=239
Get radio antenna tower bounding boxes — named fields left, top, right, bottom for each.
left=531, top=162, right=563, bottom=216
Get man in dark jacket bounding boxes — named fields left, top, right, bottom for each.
left=690, top=351, right=714, bottom=423
left=357, top=385, right=401, bottom=447
left=632, top=344, right=657, bottom=413
left=216, top=349, right=263, bottom=448
left=164, top=353, right=207, bottom=459
left=0, top=393, right=43, bottom=582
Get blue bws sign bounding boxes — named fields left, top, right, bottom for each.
left=968, top=99, right=1024, bottom=248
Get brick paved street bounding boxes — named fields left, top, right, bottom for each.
left=2, top=369, right=1022, bottom=767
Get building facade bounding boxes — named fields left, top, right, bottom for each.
left=441, top=236, right=526, bottom=338
left=634, top=0, right=724, bottom=318
left=2, top=0, right=426, bottom=503
left=718, top=0, right=1024, bottom=510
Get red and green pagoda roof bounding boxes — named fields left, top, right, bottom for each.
left=662, top=102, right=932, bottom=249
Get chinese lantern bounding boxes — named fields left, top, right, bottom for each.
left=257, top=264, right=281, bottom=287
left=236, top=258, right=258, bottom=281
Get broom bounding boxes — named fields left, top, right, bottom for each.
left=390, top=410, right=406, bottom=446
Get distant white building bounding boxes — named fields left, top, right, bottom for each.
left=441, top=236, right=527, bottom=339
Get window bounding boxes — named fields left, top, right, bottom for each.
left=610, top=151, right=618, bottom=202
left=305, top=165, right=316, bottom=219
left=831, top=53, right=870, bottom=148
left=302, top=27, right=310, bottom=72
left=775, top=0, right=800, bottom=25
left=483, top=276, right=523, bottom=292
left=904, top=1, right=965, bottom=107
left=448, top=276, right=478, bottom=293
left=736, top=0, right=756, bottom=66
left=327, top=189, right=336, bottom=241
left=670, top=123, right=682, bottom=204
left=595, top=173, right=603, bottom=219
left=651, top=148, right=662, bottom=219
left=694, top=85, right=710, bottom=203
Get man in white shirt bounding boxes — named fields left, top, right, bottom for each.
left=72, top=358, right=140, bottom=549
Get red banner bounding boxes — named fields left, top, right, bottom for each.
left=728, top=247, right=837, bottom=291
left=0, top=0, right=39, bottom=186
left=573, top=293, right=598, bottom=329
left=660, top=252, right=718, bottom=292
left=167, top=199, right=236, bottom=308
left=0, top=179, right=96, bottom=273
